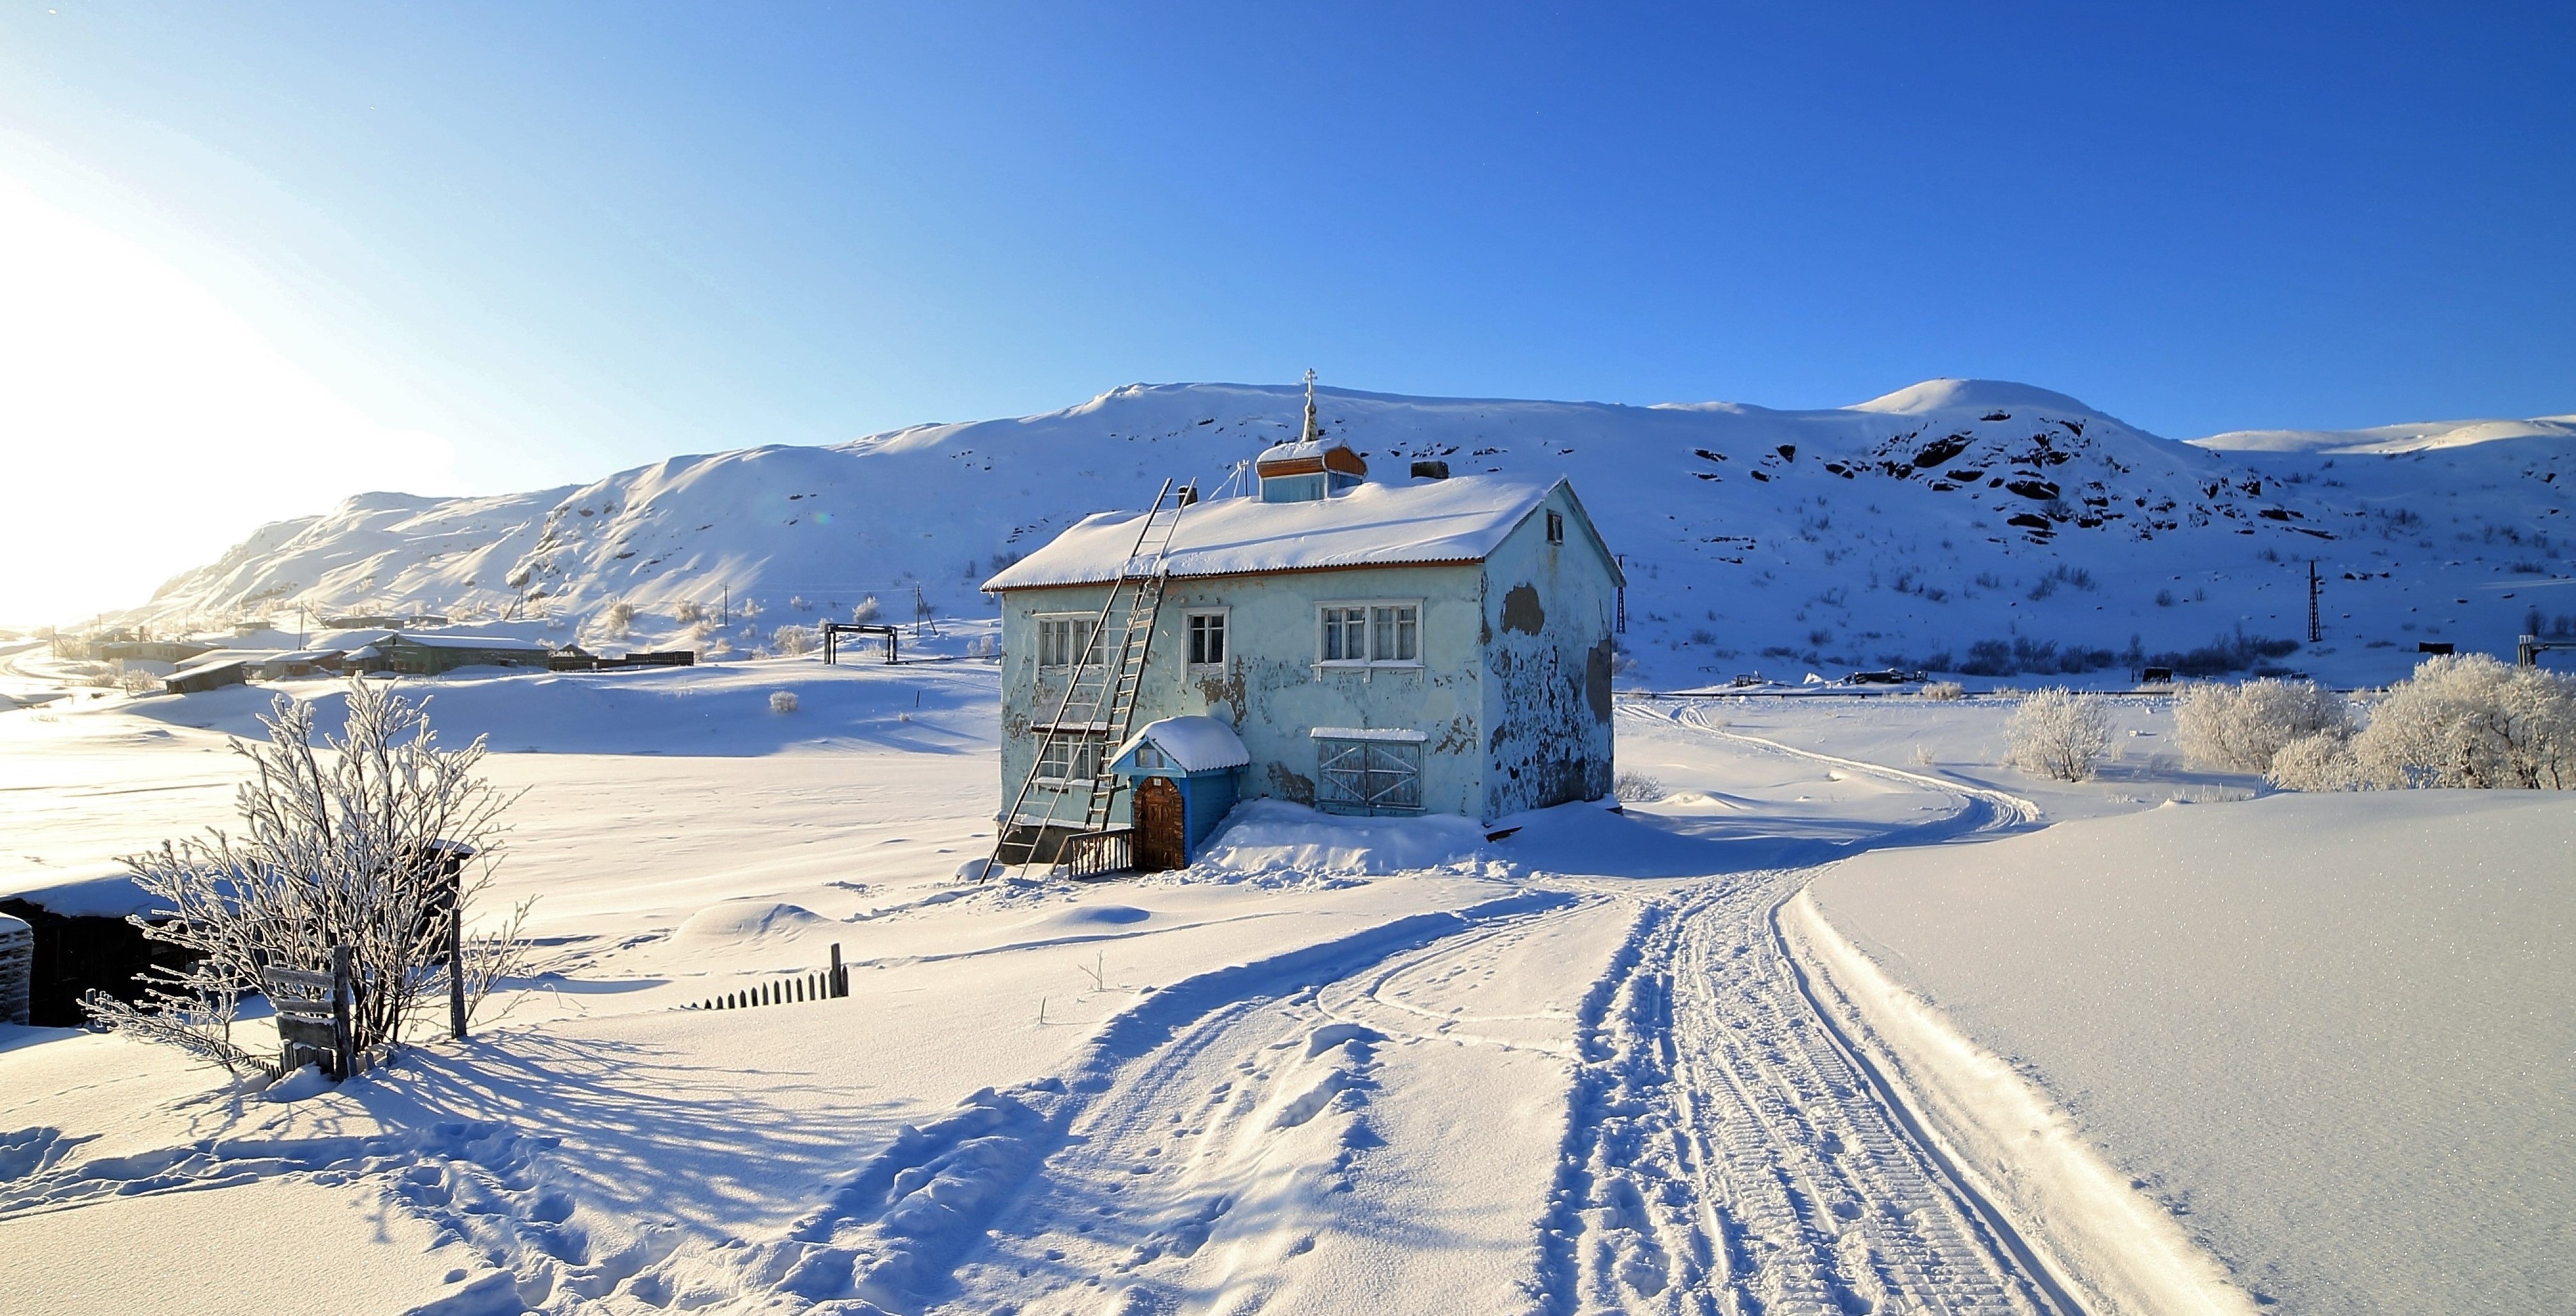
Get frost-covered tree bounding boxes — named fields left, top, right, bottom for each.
left=2174, top=679, right=2353, bottom=773
left=85, top=679, right=530, bottom=1076
left=2305, top=655, right=2575, bottom=790
left=2004, top=687, right=2114, bottom=782
left=2267, top=656, right=2576, bottom=790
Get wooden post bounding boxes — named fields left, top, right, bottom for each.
left=448, top=895, right=468, bottom=1041
left=831, top=942, right=845, bottom=997
left=329, top=945, right=356, bottom=1082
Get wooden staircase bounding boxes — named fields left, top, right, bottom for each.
left=987, top=480, right=1189, bottom=879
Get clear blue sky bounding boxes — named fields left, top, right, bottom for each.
left=1, top=3, right=2569, bottom=618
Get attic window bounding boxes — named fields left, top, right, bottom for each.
left=1546, top=511, right=1565, bottom=544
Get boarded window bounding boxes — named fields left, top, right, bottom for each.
left=1316, top=738, right=1423, bottom=813
left=1187, top=612, right=1226, bottom=665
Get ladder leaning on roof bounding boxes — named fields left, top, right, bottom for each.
left=986, top=479, right=1189, bottom=879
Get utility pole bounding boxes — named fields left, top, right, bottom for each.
left=2307, top=560, right=2323, bottom=644
left=721, top=586, right=730, bottom=627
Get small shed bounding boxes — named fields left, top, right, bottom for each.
left=1109, top=716, right=1249, bottom=870
left=163, top=659, right=250, bottom=695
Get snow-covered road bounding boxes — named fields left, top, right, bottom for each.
left=1539, top=874, right=2070, bottom=1316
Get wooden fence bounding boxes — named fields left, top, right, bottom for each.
left=688, top=943, right=850, bottom=1012
left=1053, top=828, right=1133, bottom=879
left=266, top=948, right=357, bottom=1080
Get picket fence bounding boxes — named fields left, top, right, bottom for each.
left=688, top=942, right=849, bottom=1011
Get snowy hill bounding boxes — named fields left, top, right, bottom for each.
left=126, top=380, right=2573, bottom=686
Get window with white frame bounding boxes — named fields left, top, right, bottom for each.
left=1318, top=601, right=1419, bottom=666
left=1186, top=610, right=1227, bottom=666
left=1316, top=737, right=1423, bottom=813
left=1035, top=733, right=1106, bottom=783
left=1037, top=616, right=1103, bottom=668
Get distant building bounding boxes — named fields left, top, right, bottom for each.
left=983, top=379, right=1622, bottom=870
left=368, top=633, right=552, bottom=676
left=256, top=649, right=350, bottom=679
left=163, top=660, right=250, bottom=695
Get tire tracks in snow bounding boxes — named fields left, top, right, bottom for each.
left=619, top=888, right=1580, bottom=1314
left=1530, top=706, right=2070, bottom=1315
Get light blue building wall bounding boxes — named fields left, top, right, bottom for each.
left=991, top=475, right=1622, bottom=841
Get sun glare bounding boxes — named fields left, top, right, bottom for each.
left=0, top=172, right=456, bottom=625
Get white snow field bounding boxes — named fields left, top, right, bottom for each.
left=1, top=662, right=2566, bottom=1314
left=1795, top=790, right=2576, bottom=1315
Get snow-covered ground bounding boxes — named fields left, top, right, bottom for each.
left=1798, top=790, right=2575, bottom=1313
left=2, top=662, right=2565, bottom=1313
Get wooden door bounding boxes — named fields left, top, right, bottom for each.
left=1134, top=776, right=1186, bottom=871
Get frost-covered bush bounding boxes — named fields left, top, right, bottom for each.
left=769, top=690, right=799, bottom=715
left=2266, top=732, right=2382, bottom=791
left=675, top=600, right=705, bottom=625
left=1919, top=680, right=1966, bottom=701
left=86, top=679, right=529, bottom=1076
left=1613, top=771, right=1667, bottom=803
left=2173, top=679, right=2353, bottom=773
left=2004, top=687, right=2114, bottom=782
left=2360, top=655, right=2570, bottom=789
left=852, top=595, right=880, bottom=623
left=2264, top=656, right=2576, bottom=790
left=772, top=624, right=816, bottom=658
left=599, top=600, right=635, bottom=641
left=119, top=667, right=165, bottom=695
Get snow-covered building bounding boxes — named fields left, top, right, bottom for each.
left=983, top=401, right=1623, bottom=870
left=361, top=633, right=552, bottom=677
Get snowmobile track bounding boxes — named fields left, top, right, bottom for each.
left=1536, top=876, right=2072, bottom=1316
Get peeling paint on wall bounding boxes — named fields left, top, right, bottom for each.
left=1500, top=583, right=1546, bottom=635
left=1267, top=762, right=1316, bottom=805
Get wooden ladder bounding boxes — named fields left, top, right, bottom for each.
left=987, top=481, right=1189, bottom=877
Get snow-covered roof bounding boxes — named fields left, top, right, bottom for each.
left=266, top=649, right=347, bottom=664
left=175, top=649, right=278, bottom=672
left=1257, top=437, right=1332, bottom=463
left=382, top=633, right=552, bottom=651
left=984, top=476, right=1557, bottom=591
left=1113, top=716, right=1250, bottom=774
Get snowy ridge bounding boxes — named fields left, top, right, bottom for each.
left=118, top=378, right=2573, bottom=684
left=2193, top=414, right=2576, bottom=455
